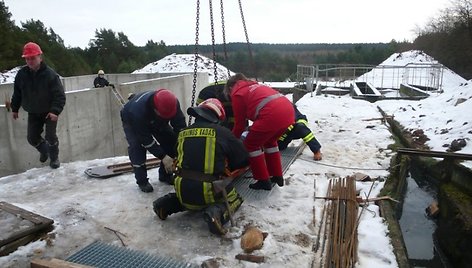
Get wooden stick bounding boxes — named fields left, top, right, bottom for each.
left=362, top=115, right=393, bottom=121
left=315, top=196, right=399, bottom=203
left=235, top=254, right=265, bottom=263
left=31, top=258, right=93, bottom=268
left=104, top=226, right=126, bottom=246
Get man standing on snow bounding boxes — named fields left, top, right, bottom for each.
left=278, top=104, right=323, bottom=161
left=11, top=42, right=66, bottom=169
left=153, top=98, right=248, bottom=235
left=120, top=89, right=186, bottom=193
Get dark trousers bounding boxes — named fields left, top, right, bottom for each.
left=278, top=122, right=321, bottom=153
left=27, top=113, right=59, bottom=159
left=123, top=123, right=176, bottom=185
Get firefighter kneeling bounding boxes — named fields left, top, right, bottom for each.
left=153, top=98, right=249, bottom=235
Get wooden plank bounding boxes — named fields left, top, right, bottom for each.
left=397, top=148, right=472, bottom=160
left=1, top=233, right=38, bottom=257
left=31, top=258, right=94, bottom=268
left=84, top=157, right=160, bottom=178
left=0, top=202, right=53, bottom=224
left=0, top=202, right=54, bottom=252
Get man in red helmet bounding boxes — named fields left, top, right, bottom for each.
left=120, top=89, right=186, bottom=193
left=196, top=81, right=235, bottom=129
left=11, top=42, right=66, bottom=169
left=153, top=98, right=249, bottom=235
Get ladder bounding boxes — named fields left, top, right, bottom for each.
left=110, top=85, right=126, bottom=106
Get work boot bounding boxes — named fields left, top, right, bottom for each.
left=203, top=205, right=227, bottom=235
left=249, top=180, right=272, bottom=191
left=153, top=193, right=183, bottom=220
left=153, top=199, right=169, bottom=220
left=48, top=142, right=60, bottom=168
left=37, top=141, right=49, bottom=163
left=270, top=176, right=284, bottom=187
left=152, top=193, right=185, bottom=220
left=138, top=181, right=154, bottom=193
left=159, top=173, right=175, bottom=185
left=313, top=151, right=322, bottom=161
left=49, top=158, right=60, bottom=169
left=159, top=167, right=174, bottom=185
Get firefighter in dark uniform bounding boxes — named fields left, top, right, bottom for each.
left=196, top=81, right=235, bottom=129
left=278, top=104, right=322, bottom=160
left=153, top=98, right=249, bottom=235
left=120, top=89, right=186, bottom=193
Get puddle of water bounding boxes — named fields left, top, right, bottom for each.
left=399, top=175, right=448, bottom=267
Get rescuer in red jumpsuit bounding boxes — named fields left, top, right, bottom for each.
left=224, top=73, right=295, bottom=190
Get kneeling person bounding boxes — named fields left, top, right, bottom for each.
left=153, top=98, right=249, bottom=235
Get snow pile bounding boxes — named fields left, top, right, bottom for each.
left=0, top=66, right=21, bottom=84
left=379, top=80, right=472, bottom=159
left=132, top=53, right=234, bottom=81
left=357, top=50, right=467, bottom=90
left=380, top=50, right=438, bottom=66
left=376, top=51, right=471, bottom=160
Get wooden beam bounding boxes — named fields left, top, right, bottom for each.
left=397, top=148, right=472, bottom=160
left=31, top=258, right=94, bottom=268
left=0, top=202, right=54, bottom=252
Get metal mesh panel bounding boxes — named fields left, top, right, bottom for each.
left=234, top=143, right=305, bottom=201
left=66, top=241, right=198, bottom=268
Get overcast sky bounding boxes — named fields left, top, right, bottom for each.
left=4, top=0, right=450, bottom=48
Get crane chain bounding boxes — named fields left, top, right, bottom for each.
left=219, top=0, right=231, bottom=78
left=190, top=0, right=201, bottom=126
left=238, top=0, right=257, bottom=80
left=209, top=0, right=219, bottom=84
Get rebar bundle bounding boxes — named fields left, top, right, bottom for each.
left=318, top=177, right=359, bottom=268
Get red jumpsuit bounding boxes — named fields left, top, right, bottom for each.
left=231, top=80, right=295, bottom=181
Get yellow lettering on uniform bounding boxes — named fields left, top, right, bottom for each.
left=179, top=128, right=216, bottom=139
left=198, top=128, right=216, bottom=137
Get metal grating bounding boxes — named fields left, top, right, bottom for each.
left=234, top=143, right=306, bottom=201
left=66, top=241, right=198, bottom=268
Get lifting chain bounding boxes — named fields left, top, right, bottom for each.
left=219, top=0, right=231, bottom=78
left=190, top=0, right=201, bottom=126
left=238, top=0, right=257, bottom=80
left=209, top=0, right=219, bottom=84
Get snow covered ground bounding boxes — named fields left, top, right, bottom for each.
left=1, top=50, right=471, bottom=268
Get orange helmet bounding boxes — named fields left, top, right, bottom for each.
left=22, top=42, right=43, bottom=58
left=187, top=98, right=226, bottom=123
left=153, top=89, right=177, bottom=119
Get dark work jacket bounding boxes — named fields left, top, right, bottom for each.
left=120, top=90, right=186, bottom=159
left=175, top=117, right=248, bottom=209
left=176, top=118, right=249, bottom=177
left=93, top=76, right=110, bottom=87
left=196, top=83, right=234, bottom=129
left=293, top=104, right=308, bottom=122
left=278, top=104, right=321, bottom=153
left=11, top=62, right=66, bottom=115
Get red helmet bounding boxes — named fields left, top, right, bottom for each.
left=187, top=98, right=226, bottom=123
left=153, top=89, right=177, bottom=119
left=22, top=42, right=43, bottom=58
left=200, top=98, right=226, bottom=121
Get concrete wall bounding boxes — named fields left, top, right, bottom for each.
left=399, top=83, right=430, bottom=98
left=0, top=73, right=208, bottom=176
left=0, top=72, right=185, bottom=97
